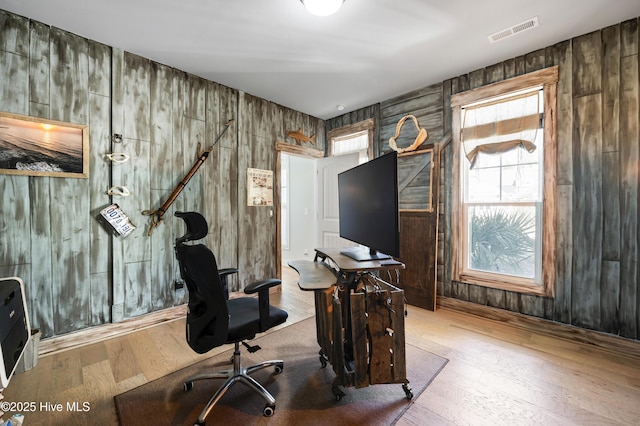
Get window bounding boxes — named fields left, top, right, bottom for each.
left=451, top=67, right=558, bottom=297
left=327, top=118, right=375, bottom=162
left=331, top=130, right=369, bottom=163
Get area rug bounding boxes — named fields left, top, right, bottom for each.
left=115, top=317, right=448, bottom=426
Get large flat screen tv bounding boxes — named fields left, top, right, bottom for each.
left=338, top=151, right=400, bottom=261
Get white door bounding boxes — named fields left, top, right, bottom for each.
left=316, top=152, right=360, bottom=249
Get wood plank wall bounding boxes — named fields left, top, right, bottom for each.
left=325, top=105, right=380, bottom=155
left=327, top=18, right=640, bottom=341
left=0, top=10, right=322, bottom=339
left=326, top=88, right=444, bottom=311
left=440, top=18, right=640, bottom=340
left=380, top=85, right=443, bottom=311
left=1, top=9, right=638, bottom=342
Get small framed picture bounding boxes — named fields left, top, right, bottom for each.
left=247, top=168, right=273, bottom=206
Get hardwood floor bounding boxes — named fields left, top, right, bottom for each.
left=3, top=267, right=639, bottom=425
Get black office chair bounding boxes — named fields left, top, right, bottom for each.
left=174, top=211, right=288, bottom=425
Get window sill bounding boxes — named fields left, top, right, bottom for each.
left=455, top=272, right=553, bottom=297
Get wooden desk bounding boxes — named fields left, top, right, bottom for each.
left=288, top=248, right=412, bottom=400
left=287, top=260, right=336, bottom=291
left=314, top=247, right=405, bottom=275
left=289, top=248, right=405, bottom=291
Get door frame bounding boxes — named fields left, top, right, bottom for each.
left=274, top=142, right=324, bottom=278
left=274, top=118, right=376, bottom=278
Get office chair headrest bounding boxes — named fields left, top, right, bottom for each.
left=175, top=211, right=208, bottom=243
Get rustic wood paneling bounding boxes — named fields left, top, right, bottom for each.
left=23, top=18, right=53, bottom=336
left=28, top=20, right=50, bottom=108
left=48, top=28, right=93, bottom=334
left=601, top=25, right=621, bottom=265
left=175, top=73, right=207, bottom=216
left=2, top=9, right=640, bottom=343
left=148, top=62, right=175, bottom=309
left=573, top=32, right=603, bottom=97
left=118, top=52, right=152, bottom=318
left=149, top=62, right=174, bottom=193
left=571, top=100, right=604, bottom=341
left=438, top=80, right=453, bottom=299
left=0, top=11, right=30, bottom=274
left=399, top=209, right=438, bottom=310
left=325, top=105, right=379, bottom=155
left=436, top=18, right=640, bottom=340
left=377, top=85, right=443, bottom=310
left=237, top=93, right=278, bottom=285
left=203, top=83, right=239, bottom=285
left=550, top=39, right=575, bottom=325
left=87, top=40, right=112, bottom=326
left=618, top=19, right=639, bottom=339
left=0, top=9, right=307, bottom=339
left=0, top=11, right=28, bottom=113
left=168, top=67, right=188, bottom=300
left=0, top=10, right=33, bottom=334
left=380, top=84, right=444, bottom=153
left=0, top=10, right=28, bottom=54
left=110, top=47, right=126, bottom=323
left=555, top=185, right=573, bottom=324
left=397, top=149, right=434, bottom=211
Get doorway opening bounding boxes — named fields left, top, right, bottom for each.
left=280, top=153, right=317, bottom=265
left=277, top=119, right=375, bottom=280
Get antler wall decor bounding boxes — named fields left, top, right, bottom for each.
left=142, top=119, right=234, bottom=236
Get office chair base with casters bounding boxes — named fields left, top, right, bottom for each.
left=184, top=341, right=284, bottom=423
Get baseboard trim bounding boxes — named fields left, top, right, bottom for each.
left=437, top=296, right=640, bottom=361
left=39, top=305, right=187, bottom=357
left=37, top=287, right=278, bottom=357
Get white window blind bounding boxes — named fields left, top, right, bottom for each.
left=462, top=89, right=541, bottom=168
left=332, top=131, right=369, bottom=159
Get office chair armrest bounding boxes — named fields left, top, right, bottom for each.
left=219, top=268, right=238, bottom=300
left=219, top=268, right=239, bottom=277
left=244, top=278, right=281, bottom=294
left=244, top=278, right=281, bottom=332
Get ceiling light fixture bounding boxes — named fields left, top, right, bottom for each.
left=300, top=0, right=345, bottom=17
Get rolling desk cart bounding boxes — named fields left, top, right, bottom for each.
left=289, top=248, right=412, bottom=400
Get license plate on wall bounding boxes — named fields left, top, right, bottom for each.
left=99, top=203, right=136, bottom=237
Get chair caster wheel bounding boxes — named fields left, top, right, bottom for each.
left=332, top=385, right=345, bottom=401
left=184, top=381, right=193, bottom=392
left=263, top=404, right=275, bottom=417
left=274, top=362, right=284, bottom=374
left=193, top=421, right=204, bottom=426
left=403, top=383, right=413, bottom=400
left=319, top=356, right=327, bottom=368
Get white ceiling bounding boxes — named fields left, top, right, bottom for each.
left=1, top=0, right=639, bottom=119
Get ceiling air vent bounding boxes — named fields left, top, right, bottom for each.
left=488, top=16, right=539, bottom=44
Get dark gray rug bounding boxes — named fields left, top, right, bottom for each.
left=115, top=317, right=448, bottom=425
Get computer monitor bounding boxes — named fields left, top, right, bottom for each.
left=338, top=152, right=400, bottom=261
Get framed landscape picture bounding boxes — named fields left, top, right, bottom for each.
left=0, top=112, right=89, bottom=178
